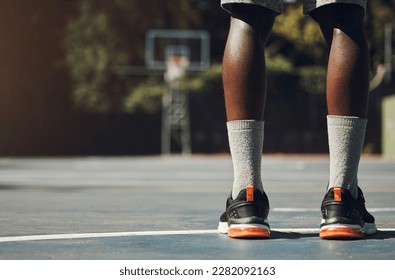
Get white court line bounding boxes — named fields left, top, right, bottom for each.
left=0, top=228, right=394, bottom=243
left=273, top=208, right=395, bottom=212
left=0, top=230, right=219, bottom=243
left=0, top=208, right=393, bottom=243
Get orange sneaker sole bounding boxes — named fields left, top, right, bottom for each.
left=320, top=226, right=364, bottom=239
left=228, top=226, right=270, bottom=239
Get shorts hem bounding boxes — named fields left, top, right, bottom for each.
left=304, top=1, right=367, bottom=14
left=220, top=0, right=367, bottom=15
left=221, top=0, right=283, bottom=15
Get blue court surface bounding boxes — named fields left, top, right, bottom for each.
left=0, top=155, right=394, bottom=259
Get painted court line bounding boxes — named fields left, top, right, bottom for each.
left=0, top=208, right=392, bottom=243
left=272, top=207, right=395, bottom=212
left=0, top=230, right=218, bottom=243
left=0, top=228, right=394, bottom=243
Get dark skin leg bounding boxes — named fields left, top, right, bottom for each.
left=222, top=5, right=276, bottom=121
left=223, top=4, right=369, bottom=119
left=310, top=4, right=370, bottom=118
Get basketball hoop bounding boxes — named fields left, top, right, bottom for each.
left=144, top=29, right=210, bottom=155
left=164, top=55, right=190, bottom=84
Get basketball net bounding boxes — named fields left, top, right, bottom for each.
left=164, top=55, right=190, bottom=85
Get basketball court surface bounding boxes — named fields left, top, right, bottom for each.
left=0, top=155, right=394, bottom=259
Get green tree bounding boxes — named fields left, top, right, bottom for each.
left=66, top=1, right=125, bottom=112
left=269, top=3, right=327, bottom=95
left=366, top=0, right=395, bottom=70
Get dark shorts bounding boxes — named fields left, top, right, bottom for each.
left=220, top=0, right=367, bottom=14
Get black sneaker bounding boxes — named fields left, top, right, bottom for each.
left=218, top=186, right=270, bottom=238
left=320, top=187, right=377, bottom=239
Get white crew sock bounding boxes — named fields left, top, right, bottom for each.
left=227, top=120, right=264, bottom=199
left=327, top=115, right=367, bottom=199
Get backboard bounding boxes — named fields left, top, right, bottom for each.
left=145, top=29, right=210, bottom=72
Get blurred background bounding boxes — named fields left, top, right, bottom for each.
left=0, top=0, right=394, bottom=156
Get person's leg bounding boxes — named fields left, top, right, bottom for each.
left=311, top=3, right=369, bottom=118
left=312, top=3, right=368, bottom=199
left=309, top=3, right=377, bottom=239
left=223, top=4, right=276, bottom=199
left=223, top=5, right=275, bottom=121
left=218, top=3, right=277, bottom=238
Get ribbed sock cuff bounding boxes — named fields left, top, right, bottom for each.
left=227, top=120, right=264, bottom=131
left=327, top=115, right=367, bottom=128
